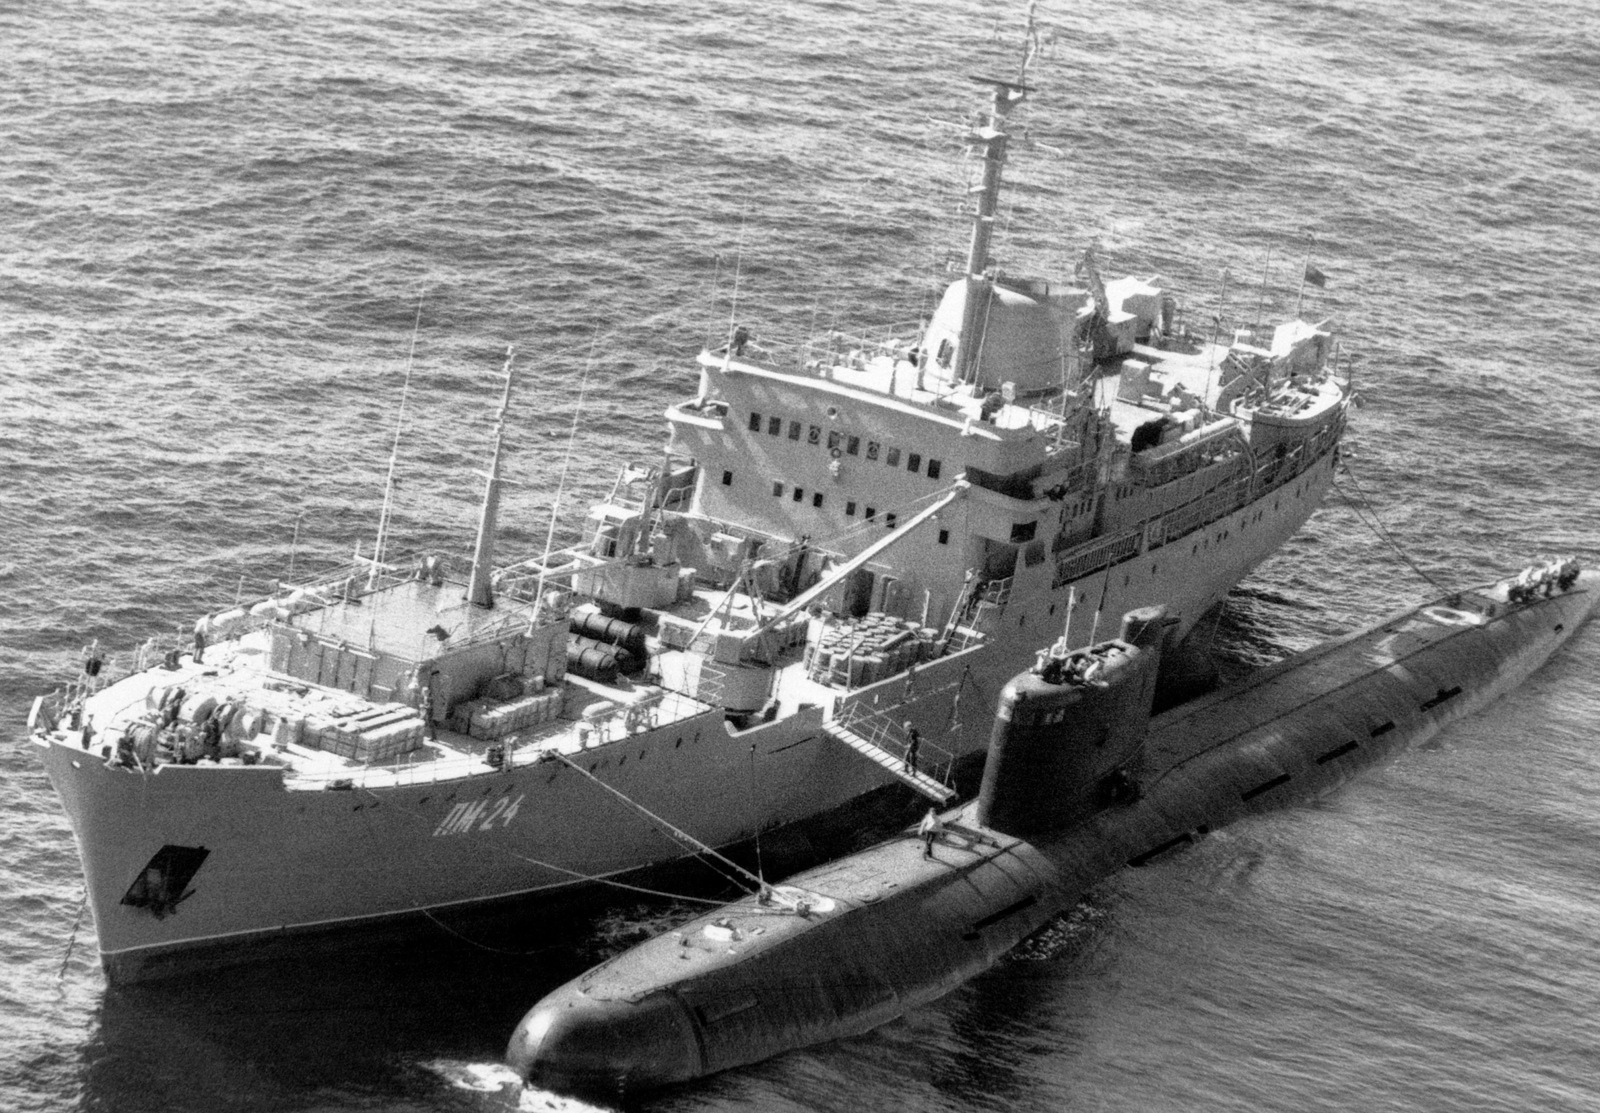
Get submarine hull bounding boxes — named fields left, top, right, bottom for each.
left=509, top=571, right=1598, bottom=1096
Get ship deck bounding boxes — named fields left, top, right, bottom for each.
left=298, top=577, right=539, bottom=659
left=736, top=327, right=1338, bottom=453
left=56, top=625, right=719, bottom=793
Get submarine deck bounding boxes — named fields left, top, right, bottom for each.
left=1141, top=584, right=1515, bottom=781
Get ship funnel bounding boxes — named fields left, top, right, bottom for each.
left=976, top=607, right=1174, bottom=837
left=466, top=348, right=516, bottom=609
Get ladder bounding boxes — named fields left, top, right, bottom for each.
left=821, top=721, right=955, bottom=804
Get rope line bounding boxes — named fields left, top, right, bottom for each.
left=1332, top=458, right=1447, bottom=592
left=57, top=893, right=87, bottom=984
left=553, top=754, right=766, bottom=896
left=357, top=786, right=738, bottom=911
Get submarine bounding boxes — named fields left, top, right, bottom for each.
left=508, top=559, right=1594, bottom=1097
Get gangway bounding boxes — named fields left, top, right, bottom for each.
left=821, top=721, right=956, bottom=804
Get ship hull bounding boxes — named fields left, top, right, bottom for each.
left=39, top=444, right=1337, bottom=984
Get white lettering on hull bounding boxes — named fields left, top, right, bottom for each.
left=432, top=794, right=524, bottom=837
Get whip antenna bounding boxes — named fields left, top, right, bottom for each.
left=371, top=292, right=425, bottom=588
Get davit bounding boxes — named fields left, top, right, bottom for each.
left=509, top=561, right=1594, bottom=1097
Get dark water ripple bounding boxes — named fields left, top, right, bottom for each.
left=4, top=0, right=1600, bottom=1110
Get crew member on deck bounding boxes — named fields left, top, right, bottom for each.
left=420, top=685, right=437, bottom=741
left=903, top=721, right=922, bottom=776
left=193, top=615, right=211, bottom=665
left=918, top=807, right=943, bottom=859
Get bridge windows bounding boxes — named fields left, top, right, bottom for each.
left=886, top=447, right=901, bottom=467
left=865, top=507, right=877, bottom=521
left=721, top=470, right=733, bottom=486
left=749, top=411, right=762, bottom=431
left=847, top=435, right=860, bottom=455
left=885, top=512, right=898, bottom=529
left=907, top=452, right=922, bottom=473
left=792, top=487, right=805, bottom=502
left=768, top=415, right=782, bottom=436
left=812, top=492, right=824, bottom=508
left=938, top=529, right=950, bottom=545
left=789, top=420, right=801, bottom=440
left=866, top=440, right=880, bottom=460
left=846, top=501, right=857, bottom=516
left=928, top=459, right=942, bottom=479
left=772, top=481, right=784, bottom=497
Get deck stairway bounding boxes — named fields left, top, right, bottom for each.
left=822, top=721, right=956, bottom=804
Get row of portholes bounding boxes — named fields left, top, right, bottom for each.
left=577, top=730, right=705, bottom=779
left=1191, top=526, right=1234, bottom=557
left=746, top=409, right=943, bottom=480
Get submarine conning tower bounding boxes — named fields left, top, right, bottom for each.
left=976, top=607, right=1174, bottom=837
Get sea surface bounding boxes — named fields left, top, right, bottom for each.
left=4, top=0, right=1599, bottom=1110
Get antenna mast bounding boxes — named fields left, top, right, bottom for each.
left=953, top=4, right=1040, bottom=385
left=370, top=294, right=425, bottom=588
left=465, top=347, right=516, bottom=610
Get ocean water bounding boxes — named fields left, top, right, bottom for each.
left=3, top=0, right=1599, bottom=1110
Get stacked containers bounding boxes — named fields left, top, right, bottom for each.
left=311, top=705, right=427, bottom=762
left=464, top=689, right=565, bottom=740
left=807, top=613, right=941, bottom=688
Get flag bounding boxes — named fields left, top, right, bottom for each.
left=1303, top=263, right=1327, bottom=288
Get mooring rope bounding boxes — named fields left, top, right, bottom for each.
left=1332, top=456, right=1449, bottom=593
left=57, top=893, right=87, bottom=984
left=553, top=754, right=767, bottom=896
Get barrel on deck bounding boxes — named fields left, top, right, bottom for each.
left=570, top=612, right=647, bottom=663
left=567, top=636, right=624, bottom=684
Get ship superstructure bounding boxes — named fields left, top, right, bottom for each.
left=32, top=16, right=1350, bottom=984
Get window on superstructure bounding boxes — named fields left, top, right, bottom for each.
left=812, top=492, right=824, bottom=508
left=938, top=529, right=949, bottom=544
left=808, top=425, right=821, bottom=445
left=886, top=447, right=901, bottom=467
left=927, top=459, right=942, bottom=480
left=793, top=487, right=805, bottom=503
left=828, top=431, right=843, bottom=452
left=866, top=441, right=879, bottom=461
left=749, top=412, right=762, bottom=432
left=865, top=506, right=876, bottom=521
left=907, top=453, right=921, bottom=473
left=885, top=512, right=897, bottom=529
left=722, top=470, right=733, bottom=486
left=789, top=420, right=801, bottom=440
left=1010, top=521, right=1036, bottom=543
left=846, top=501, right=857, bottom=516
left=768, top=416, right=782, bottom=436
left=846, top=435, right=860, bottom=456
left=772, top=482, right=784, bottom=497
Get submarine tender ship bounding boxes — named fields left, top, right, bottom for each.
left=30, top=9, right=1349, bottom=984
left=509, top=559, right=1593, bottom=1096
